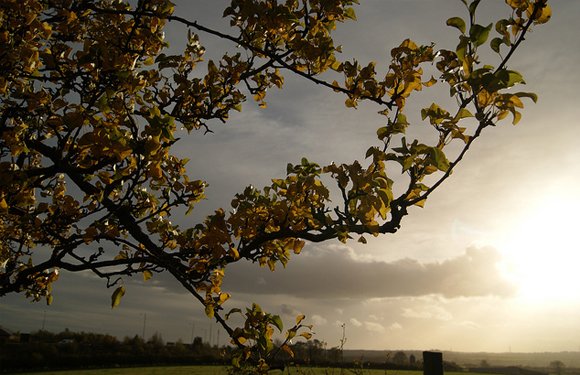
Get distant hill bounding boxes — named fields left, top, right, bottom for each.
left=342, top=349, right=580, bottom=368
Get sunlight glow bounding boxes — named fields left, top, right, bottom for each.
left=498, top=196, right=580, bottom=302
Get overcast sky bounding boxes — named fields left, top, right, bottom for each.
left=2, top=0, right=580, bottom=353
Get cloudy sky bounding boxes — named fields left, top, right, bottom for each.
left=2, top=0, right=580, bottom=353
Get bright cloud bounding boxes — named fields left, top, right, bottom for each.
left=350, top=318, right=363, bottom=327
left=312, top=315, right=328, bottom=326
left=402, top=306, right=453, bottom=321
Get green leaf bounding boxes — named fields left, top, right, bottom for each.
left=455, top=108, right=474, bottom=120
left=96, top=94, right=110, bottom=113
left=470, top=23, right=493, bottom=47
left=111, top=286, right=125, bottom=309
left=396, top=113, right=409, bottom=127
left=496, top=19, right=510, bottom=34
left=497, top=69, right=525, bottom=88
left=402, top=156, right=414, bottom=172
left=430, top=147, right=450, bottom=172
left=376, top=126, right=391, bottom=141
left=271, top=315, right=284, bottom=332
left=446, top=17, right=466, bottom=34
left=344, top=7, right=357, bottom=20
left=490, top=37, right=503, bottom=53
left=469, top=0, right=482, bottom=15
left=515, top=92, right=538, bottom=103
left=456, top=37, right=468, bottom=63
left=226, top=308, right=242, bottom=319
left=207, top=60, right=218, bottom=75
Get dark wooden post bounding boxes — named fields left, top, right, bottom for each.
left=423, top=351, right=443, bottom=375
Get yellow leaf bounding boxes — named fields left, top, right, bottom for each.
left=142, top=270, right=153, bottom=281
left=111, top=286, right=125, bottom=308
left=83, top=226, right=99, bottom=244
left=0, top=198, right=7, bottom=212
left=205, top=304, right=214, bottom=318
left=331, top=61, right=342, bottom=72
left=510, top=95, right=524, bottom=108
left=423, top=76, right=437, bottom=87
left=149, top=163, right=163, bottom=179
left=414, top=199, right=426, bottom=208
left=235, top=336, right=247, bottom=345
left=219, top=292, right=230, bottom=303
left=528, top=4, right=552, bottom=24
left=296, top=314, right=305, bottom=325
left=477, top=90, right=493, bottom=107
left=424, top=165, right=438, bottom=174
left=114, top=251, right=127, bottom=260
left=506, top=0, right=528, bottom=10
left=292, top=239, right=305, bottom=254
left=400, top=38, right=418, bottom=51
left=281, top=344, right=294, bottom=358
left=512, top=110, right=522, bottom=125
left=497, top=110, right=509, bottom=121
left=345, top=98, right=357, bottom=108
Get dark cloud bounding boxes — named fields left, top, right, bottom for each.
left=222, top=245, right=516, bottom=299
left=280, top=304, right=300, bottom=317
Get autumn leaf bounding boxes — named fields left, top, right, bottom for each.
left=111, top=286, right=125, bottom=309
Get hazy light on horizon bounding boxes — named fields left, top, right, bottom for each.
left=496, top=191, right=580, bottom=303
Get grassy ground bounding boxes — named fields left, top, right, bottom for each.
left=14, top=367, right=497, bottom=375
left=15, top=365, right=228, bottom=375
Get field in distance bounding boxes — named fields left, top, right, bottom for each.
left=16, top=367, right=499, bottom=375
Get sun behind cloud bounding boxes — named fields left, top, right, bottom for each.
left=497, top=195, right=580, bottom=303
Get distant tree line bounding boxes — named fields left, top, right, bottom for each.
left=13, top=328, right=560, bottom=374
left=0, top=329, right=224, bottom=372
left=1, top=329, right=465, bottom=372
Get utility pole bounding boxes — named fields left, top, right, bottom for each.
left=142, top=313, right=147, bottom=340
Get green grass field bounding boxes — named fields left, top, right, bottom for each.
left=16, top=365, right=228, bottom=375
left=15, top=367, right=496, bottom=375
